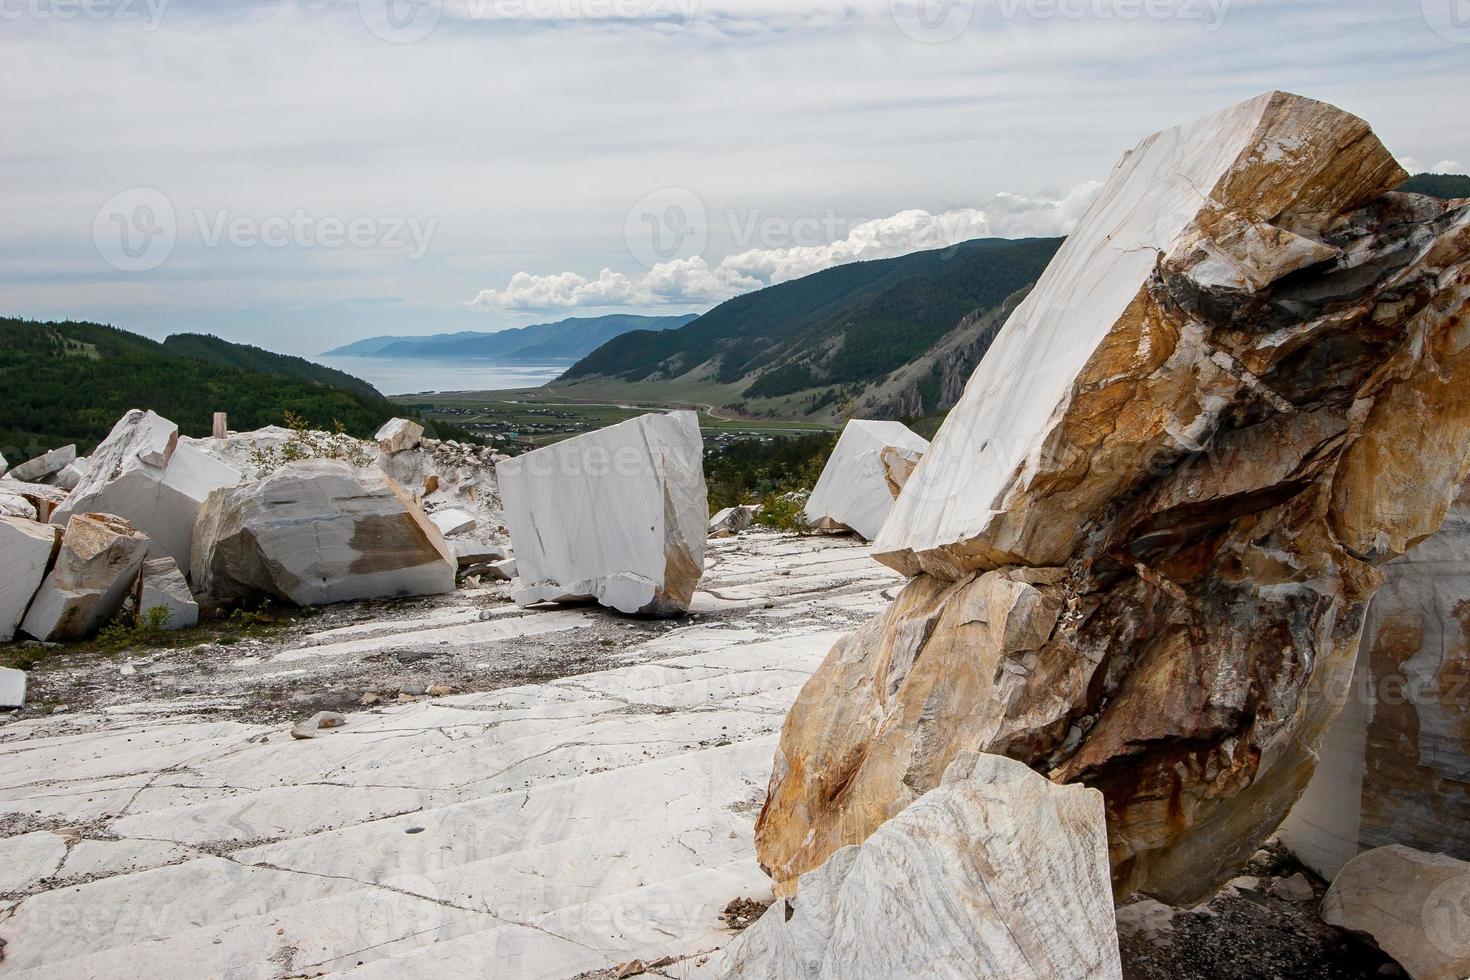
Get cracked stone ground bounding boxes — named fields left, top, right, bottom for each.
left=0, top=532, right=901, bottom=979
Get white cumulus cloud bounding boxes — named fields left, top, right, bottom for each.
left=470, top=183, right=1102, bottom=312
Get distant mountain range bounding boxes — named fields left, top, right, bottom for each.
left=323, top=314, right=699, bottom=361
left=556, top=172, right=1470, bottom=424
left=557, top=237, right=1062, bottom=420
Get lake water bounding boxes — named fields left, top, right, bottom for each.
left=316, top=355, right=575, bottom=398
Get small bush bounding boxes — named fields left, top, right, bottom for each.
left=248, top=411, right=374, bottom=476
left=755, top=491, right=810, bottom=533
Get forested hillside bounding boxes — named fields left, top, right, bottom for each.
left=1399, top=172, right=1470, bottom=199
left=557, top=237, right=1061, bottom=420
left=162, top=333, right=384, bottom=401
left=0, top=318, right=447, bottom=464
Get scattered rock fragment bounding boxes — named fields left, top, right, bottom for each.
left=1268, top=873, right=1316, bottom=903
left=375, top=417, right=424, bottom=454
left=710, top=505, right=759, bottom=538
left=290, top=711, right=346, bottom=740
left=429, top=508, right=476, bottom=537
left=1323, top=845, right=1470, bottom=980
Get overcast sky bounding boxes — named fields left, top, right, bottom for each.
left=1, top=0, right=1465, bottom=356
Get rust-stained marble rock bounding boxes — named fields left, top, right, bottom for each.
left=755, top=92, right=1470, bottom=905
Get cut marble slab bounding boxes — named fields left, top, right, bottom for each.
left=8, top=444, right=76, bottom=484
left=0, top=516, right=60, bottom=642
left=498, top=411, right=708, bottom=616
left=804, top=420, right=928, bottom=541
left=0, top=666, right=27, bottom=709
left=137, top=557, right=199, bottom=631
left=20, top=513, right=150, bottom=642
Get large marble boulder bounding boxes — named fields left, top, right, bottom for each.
left=191, top=459, right=456, bottom=607
left=0, top=489, right=36, bottom=521
left=1323, top=845, right=1470, bottom=980
left=138, top=557, right=199, bottom=631
left=9, top=445, right=76, bottom=485
left=804, top=420, right=929, bottom=541
left=724, top=753, right=1120, bottom=979
left=1280, top=481, right=1470, bottom=878
left=496, top=412, right=707, bottom=616
left=20, top=514, right=150, bottom=642
left=52, top=410, right=242, bottom=568
left=0, top=517, right=61, bottom=642
left=755, top=92, right=1470, bottom=905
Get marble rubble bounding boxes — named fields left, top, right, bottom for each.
left=192, top=459, right=457, bottom=607
left=756, top=92, right=1470, bottom=904
left=2, top=479, right=67, bottom=522
left=20, top=513, right=151, bottom=643
left=803, top=420, right=929, bottom=541
left=53, top=410, right=243, bottom=568
left=497, top=411, right=707, bottom=616
left=0, top=489, right=36, bottom=520
left=720, top=753, right=1120, bottom=979
left=0, top=664, right=25, bottom=708
left=710, top=504, right=759, bottom=538
left=8, top=444, right=76, bottom=484
left=1322, top=845, right=1470, bottom=980
left=375, top=417, right=424, bottom=454
left=137, top=557, right=200, bottom=631
left=429, top=508, right=477, bottom=537
left=1280, top=481, right=1470, bottom=878
left=0, top=517, right=60, bottom=642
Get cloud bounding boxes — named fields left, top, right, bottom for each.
left=1432, top=160, right=1463, bottom=174
left=470, top=183, right=1102, bottom=311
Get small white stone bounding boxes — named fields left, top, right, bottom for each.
left=375, top=418, right=425, bottom=454
left=429, top=508, right=477, bottom=537
left=0, top=665, right=26, bottom=708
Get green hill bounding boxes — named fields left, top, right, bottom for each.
left=557, top=237, right=1062, bottom=420
left=1398, top=172, right=1470, bottom=199
left=162, top=333, right=384, bottom=401
left=325, top=314, right=699, bottom=360
left=0, top=318, right=435, bottom=465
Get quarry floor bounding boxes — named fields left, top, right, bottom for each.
left=0, top=533, right=900, bottom=979
left=0, top=531, right=1397, bottom=979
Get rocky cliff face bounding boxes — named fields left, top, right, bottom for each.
left=754, top=91, right=1470, bottom=906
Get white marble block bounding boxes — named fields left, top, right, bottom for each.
left=805, top=420, right=929, bottom=542
left=376, top=418, right=424, bottom=454
left=720, top=752, right=1121, bottom=979
left=9, top=444, right=76, bottom=484
left=52, top=410, right=242, bottom=568
left=496, top=411, right=707, bottom=616
left=0, top=517, right=61, bottom=642
left=0, top=666, right=25, bottom=708
left=21, top=513, right=151, bottom=642
left=192, top=459, right=456, bottom=607
left=138, top=557, right=200, bottom=631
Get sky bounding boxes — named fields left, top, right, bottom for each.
left=1, top=0, right=1466, bottom=357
